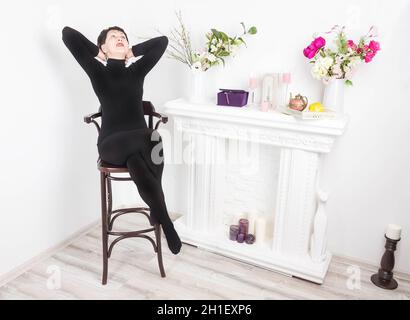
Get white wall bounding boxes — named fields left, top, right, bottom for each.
left=0, top=0, right=409, bottom=278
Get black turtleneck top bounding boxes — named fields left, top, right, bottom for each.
left=61, top=26, right=168, bottom=145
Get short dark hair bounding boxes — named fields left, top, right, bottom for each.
left=97, top=26, right=129, bottom=50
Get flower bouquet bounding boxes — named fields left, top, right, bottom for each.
left=303, top=25, right=380, bottom=86
left=158, top=10, right=257, bottom=103
left=160, top=10, right=257, bottom=72
left=303, top=25, right=380, bottom=114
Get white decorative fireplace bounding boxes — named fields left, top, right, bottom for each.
left=164, top=98, right=348, bottom=284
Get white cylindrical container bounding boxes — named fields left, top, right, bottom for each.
left=188, top=68, right=205, bottom=103
left=322, top=79, right=345, bottom=114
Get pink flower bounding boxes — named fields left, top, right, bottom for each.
left=312, top=37, right=326, bottom=49
left=365, top=51, right=376, bottom=63
left=303, top=47, right=317, bottom=59
left=348, top=40, right=358, bottom=51
left=303, top=37, right=326, bottom=59
left=369, top=40, right=380, bottom=52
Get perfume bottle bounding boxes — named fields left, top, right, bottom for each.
left=261, top=73, right=274, bottom=112
left=272, top=73, right=281, bottom=110
left=248, top=73, right=259, bottom=107
left=281, top=72, right=292, bottom=108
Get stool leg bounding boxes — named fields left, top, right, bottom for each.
left=100, top=172, right=109, bottom=285
left=155, top=224, right=166, bottom=278
left=107, top=177, right=113, bottom=231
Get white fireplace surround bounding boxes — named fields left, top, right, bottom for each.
left=164, top=98, right=348, bottom=284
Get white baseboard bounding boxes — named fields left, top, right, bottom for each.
left=0, top=219, right=100, bottom=288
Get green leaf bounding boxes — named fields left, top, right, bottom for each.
left=220, top=31, right=229, bottom=42
left=248, top=26, right=257, bottom=35
left=211, top=28, right=221, bottom=39
left=238, top=37, right=246, bottom=46
left=345, top=79, right=353, bottom=86
left=240, top=22, right=246, bottom=34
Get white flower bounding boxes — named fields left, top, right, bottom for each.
left=320, top=56, right=334, bottom=69
left=348, top=56, right=361, bottom=68
left=210, top=45, right=217, bottom=53
left=332, top=63, right=344, bottom=78
left=207, top=53, right=217, bottom=62
left=311, top=56, right=333, bottom=80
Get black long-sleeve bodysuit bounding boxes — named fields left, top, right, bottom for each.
left=62, top=26, right=181, bottom=254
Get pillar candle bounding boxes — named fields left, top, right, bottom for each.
left=248, top=212, right=257, bottom=235
left=255, top=217, right=266, bottom=245
left=237, top=233, right=245, bottom=243
left=239, top=219, right=249, bottom=235
left=229, top=225, right=240, bottom=241
left=386, top=224, right=402, bottom=240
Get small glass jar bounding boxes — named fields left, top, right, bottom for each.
left=245, top=234, right=256, bottom=244
left=229, top=225, right=240, bottom=241
left=237, top=233, right=246, bottom=243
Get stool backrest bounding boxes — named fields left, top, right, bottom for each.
left=86, top=100, right=157, bottom=134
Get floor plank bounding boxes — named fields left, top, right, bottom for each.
left=1, top=214, right=409, bottom=300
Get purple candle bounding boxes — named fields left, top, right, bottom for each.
left=229, top=225, right=240, bottom=241
left=239, top=219, right=249, bottom=235
left=237, top=233, right=246, bottom=243
left=245, top=234, right=256, bottom=244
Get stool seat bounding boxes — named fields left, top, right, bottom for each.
left=97, top=158, right=129, bottom=173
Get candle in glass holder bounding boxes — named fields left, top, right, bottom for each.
left=229, top=225, right=240, bottom=241
left=237, top=233, right=246, bottom=243
left=248, top=73, right=259, bottom=107
left=239, top=219, right=249, bottom=235
left=245, top=234, right=256, bottom=244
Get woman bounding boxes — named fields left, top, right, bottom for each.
left=62, top=26, right=181, bottom=254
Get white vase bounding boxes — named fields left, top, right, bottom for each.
left=188, top=69, right=206, bottom=103
left=322, top=79, right=345, bottom=114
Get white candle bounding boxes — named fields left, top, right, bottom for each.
left=248, top=212, right=257, bottom=235
left=386, top=224, right=402, bottom=240
left=255, top=217, right=266, bottom=245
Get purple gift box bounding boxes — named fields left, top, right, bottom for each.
left=217, top=89, right=249, bottom=107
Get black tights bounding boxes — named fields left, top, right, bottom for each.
left=97, top=128, right=181, bottom=254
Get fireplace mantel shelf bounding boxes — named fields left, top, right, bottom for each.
left=164, top=98, right=349, bottom=284
left=165, top=98, right=348, bottom=153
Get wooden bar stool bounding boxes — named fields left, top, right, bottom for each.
left=84, top=101, right=169, bottom=285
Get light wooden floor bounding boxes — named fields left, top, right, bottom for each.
left=1, top=214, right=409, bottom=300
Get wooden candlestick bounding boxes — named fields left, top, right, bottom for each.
left=371, top=235, right=400, bottom=290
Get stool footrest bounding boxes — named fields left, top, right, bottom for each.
left=108, top=227, right=155, bottom=237
left=107, top=231, right=158, bottom=258
left=108, top=207, right=152, bottom=230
